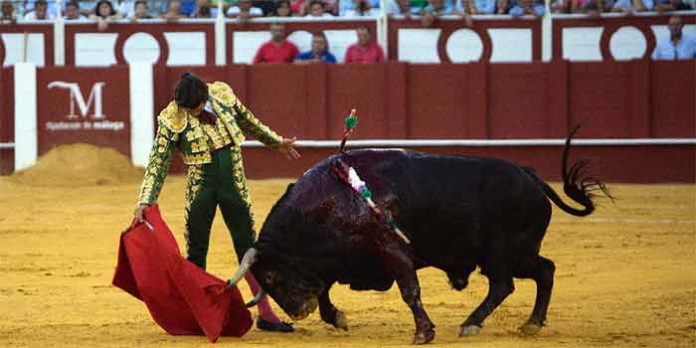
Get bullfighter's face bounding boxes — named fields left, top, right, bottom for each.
left=251, top=258, right=324, bottom=320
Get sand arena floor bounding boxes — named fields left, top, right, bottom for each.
left=0, top=145, right=694, bottom=347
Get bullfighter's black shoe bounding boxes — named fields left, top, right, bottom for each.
left=256, top=317, right=294, bottom=332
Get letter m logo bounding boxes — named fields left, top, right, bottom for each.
left=47, top=81, right=106, bottom=120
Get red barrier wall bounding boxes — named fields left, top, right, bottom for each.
left=148, top=61, right=694, bottom=183
left=1, top=61, right=693, bottom=182
left=154, top=61, right=695, bottom=140
left=0, top=68, right=14, bottom=174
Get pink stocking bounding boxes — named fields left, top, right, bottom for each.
left=244, top=273, right=281, bottom=323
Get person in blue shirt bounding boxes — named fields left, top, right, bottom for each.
left=509, top=0, right=546, bottom=16
left=295, top=32, right=338, bottom=64
left=652, top=15, right=696, bottom=60
left=463, top=0, right=496, bottom=14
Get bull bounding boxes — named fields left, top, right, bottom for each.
left=228, top=129, right=609, bottom=344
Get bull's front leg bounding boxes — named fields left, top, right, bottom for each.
left=318, top=285, right=348, bottom=330
left=385, top=244, right=435, bottom=344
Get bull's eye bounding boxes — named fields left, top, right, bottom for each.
left=264, top=271, right=276, bottom=285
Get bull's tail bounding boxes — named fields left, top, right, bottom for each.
left=523, top=126, right=612, bottom=217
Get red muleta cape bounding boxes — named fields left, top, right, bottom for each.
left=112, top=204, right=253, bottom=342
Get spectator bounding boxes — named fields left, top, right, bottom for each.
left=306, top=0, right=334, bottom=16
left=1, top=0, right=16, bottom=23
left=612, top=0, right=654, bottom=12
left=654, top=0, right=692, bottom=11
left=90, top=0, right=122, bottom=19
left=339, top=0, right=381, bottom=15
left=64, top=1, right=88, bottom=20
left=323, top=0, right=339, bottom=14
left=162, top=0, right=185, bottom=20
left=116, top=0, right=137, bottom=18
left=227, top=0, right=263, bottom=19
left=652, top=15, right=696, bottom=60
left=421, top=0, right=469, bottom=27
left=290, top=0, right=307, bottom=15
left=568, top=0, right=608, bottom=14
left=192, top=0, right=219, bottom=17
left=388, top=0, right=417, bottom=16
left=90, top=0, right=122, bottom=31
left=421, top=0, right=461, bottom=15
left=132, top=0, right=153, bottom=19
left=551, top=0, right=598, bottom=13
left=550, top=0, right=570, bottom=12
left=24, top=0, right=52, bottom=20
left=162, top=0, right=196, bottom=16
left=463, top=0, right=496, bottom=13
left=273, top=0, right=293, bottom=16
left=343, top=0, right=381, bottom=16
left=253, top=23, right=300, bottom=63
left=344, top=25, right=385, bottom=63
left=296, top=32, right=337, bottom=63
left=509, top=0, right=545, bottom=16
left=24, top=0, right=59, bottom=18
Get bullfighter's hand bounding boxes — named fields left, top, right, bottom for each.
left=277, top=137, right=301, bottom=160
left=133, top=203, right=148, bottom=223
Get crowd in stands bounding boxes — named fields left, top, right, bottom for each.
left=0, top=0, right=555, bottom=24
left=551, top=0, right=694, bottom=14
left=2, top=0, right=694, bottom=24
left=0, top=0, right=692, bottom=60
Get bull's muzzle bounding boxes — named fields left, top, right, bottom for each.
left=289, top=297, right=319, bottom=321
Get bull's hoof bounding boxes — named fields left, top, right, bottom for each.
left=519, top=320, right=543, bottom=336
left=459, top=324, right=481, bottom=337
left=334, top=310, right=348, bottom=331
left=412, top=328, right=435, bottom=345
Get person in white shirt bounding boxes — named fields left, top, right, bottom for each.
left=23, top=0, right=52, bottom=20
left=652, top=15, right=696, bottom=60
left=64, top=0, right=89, bottom=20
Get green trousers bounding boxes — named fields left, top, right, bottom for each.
left=184, top=146, right=255, bottom=270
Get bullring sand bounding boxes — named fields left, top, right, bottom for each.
left=1, top=144, right=694, bottom=347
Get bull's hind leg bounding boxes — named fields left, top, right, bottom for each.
left=459, top=266, right=515, bottom=336
left=512, top=255, right=555, bottom=335
left=318, top=286, right=348, bottom=330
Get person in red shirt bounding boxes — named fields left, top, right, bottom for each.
left=253, top=23, right=300, bottom=64
left=344, top=25, right=386, bottom=64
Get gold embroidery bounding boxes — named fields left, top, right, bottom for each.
left=137, top=119, right=176, bottom=204
left=229, top=146, right=252, bottom=212
left=159, top=102, right=187, bottom=134
left=184, top=164, right=204, bottom=249
left=183, top=152, right=211, bottom=165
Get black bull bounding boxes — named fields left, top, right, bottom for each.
left=231, top=131, right=609, bottom=344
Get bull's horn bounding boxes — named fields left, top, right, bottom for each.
left=245, top=288, right=266, bottom=308
left=225, top=248, right=257, bottom=290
